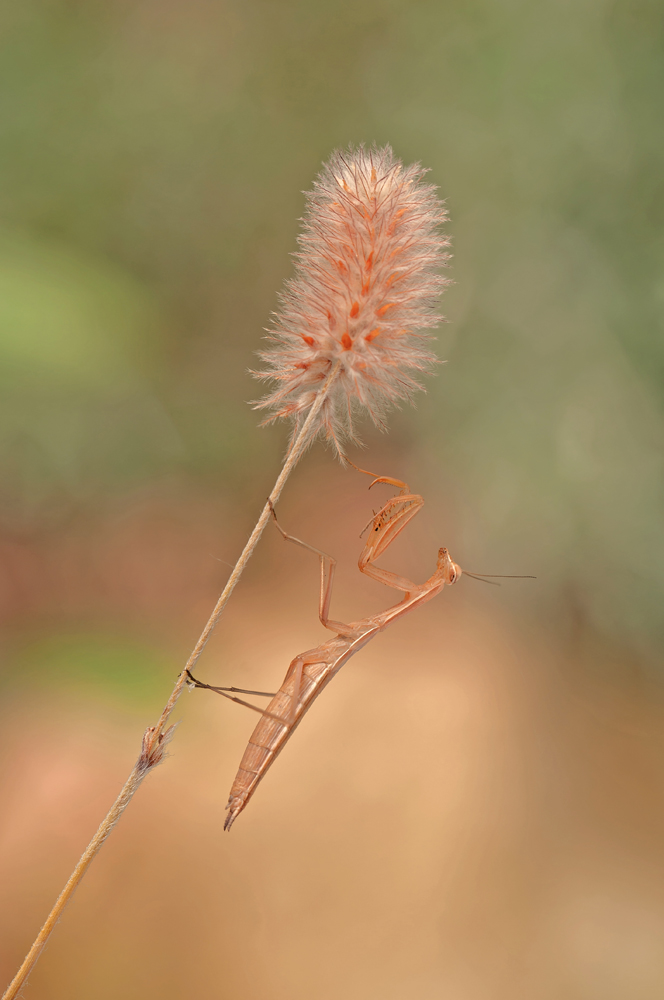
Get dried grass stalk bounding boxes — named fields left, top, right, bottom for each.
left=2, top=144, right=449, bottom=999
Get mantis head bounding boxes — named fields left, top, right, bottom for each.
left=439, top=550, right=536, bottom=587
left=437, top=547, right=462, bottom=585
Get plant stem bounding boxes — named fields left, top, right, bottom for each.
left=152, top=359, right=341, bottom=737
left=2, top=360, right=341, bottom=1000
left=2, top=730, right=164, bottom=1000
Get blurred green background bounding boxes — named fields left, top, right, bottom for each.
left=1, top=2, right=664, bottom=998
left=1, top=0, right=662, bottom=657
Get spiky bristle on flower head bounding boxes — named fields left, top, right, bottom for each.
left=252, top=144, right=451, bottom=454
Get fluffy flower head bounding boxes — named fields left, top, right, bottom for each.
left=253, top=144, right=450, bottom=452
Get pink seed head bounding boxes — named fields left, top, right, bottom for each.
left=252, top=144, right=451, bottom=453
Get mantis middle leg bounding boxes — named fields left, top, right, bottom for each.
left=269, top=501, right=351, bottom=635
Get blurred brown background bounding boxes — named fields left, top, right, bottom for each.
left=1, top=1, right=664, bottom=997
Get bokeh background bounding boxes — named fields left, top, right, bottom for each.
left=1, top=1, right=664, bottom=997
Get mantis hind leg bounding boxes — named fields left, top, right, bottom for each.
left=185, top=670, right=286, bottom=723
left=187, top=656, right=309, bottom=729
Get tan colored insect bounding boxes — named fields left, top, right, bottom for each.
left=188, top=469, right=530, bottom=830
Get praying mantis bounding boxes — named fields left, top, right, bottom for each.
left=188, top=467, right=531, bottom=830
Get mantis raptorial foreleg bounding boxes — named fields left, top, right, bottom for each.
left=357, top=477, right=426, bottom=595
